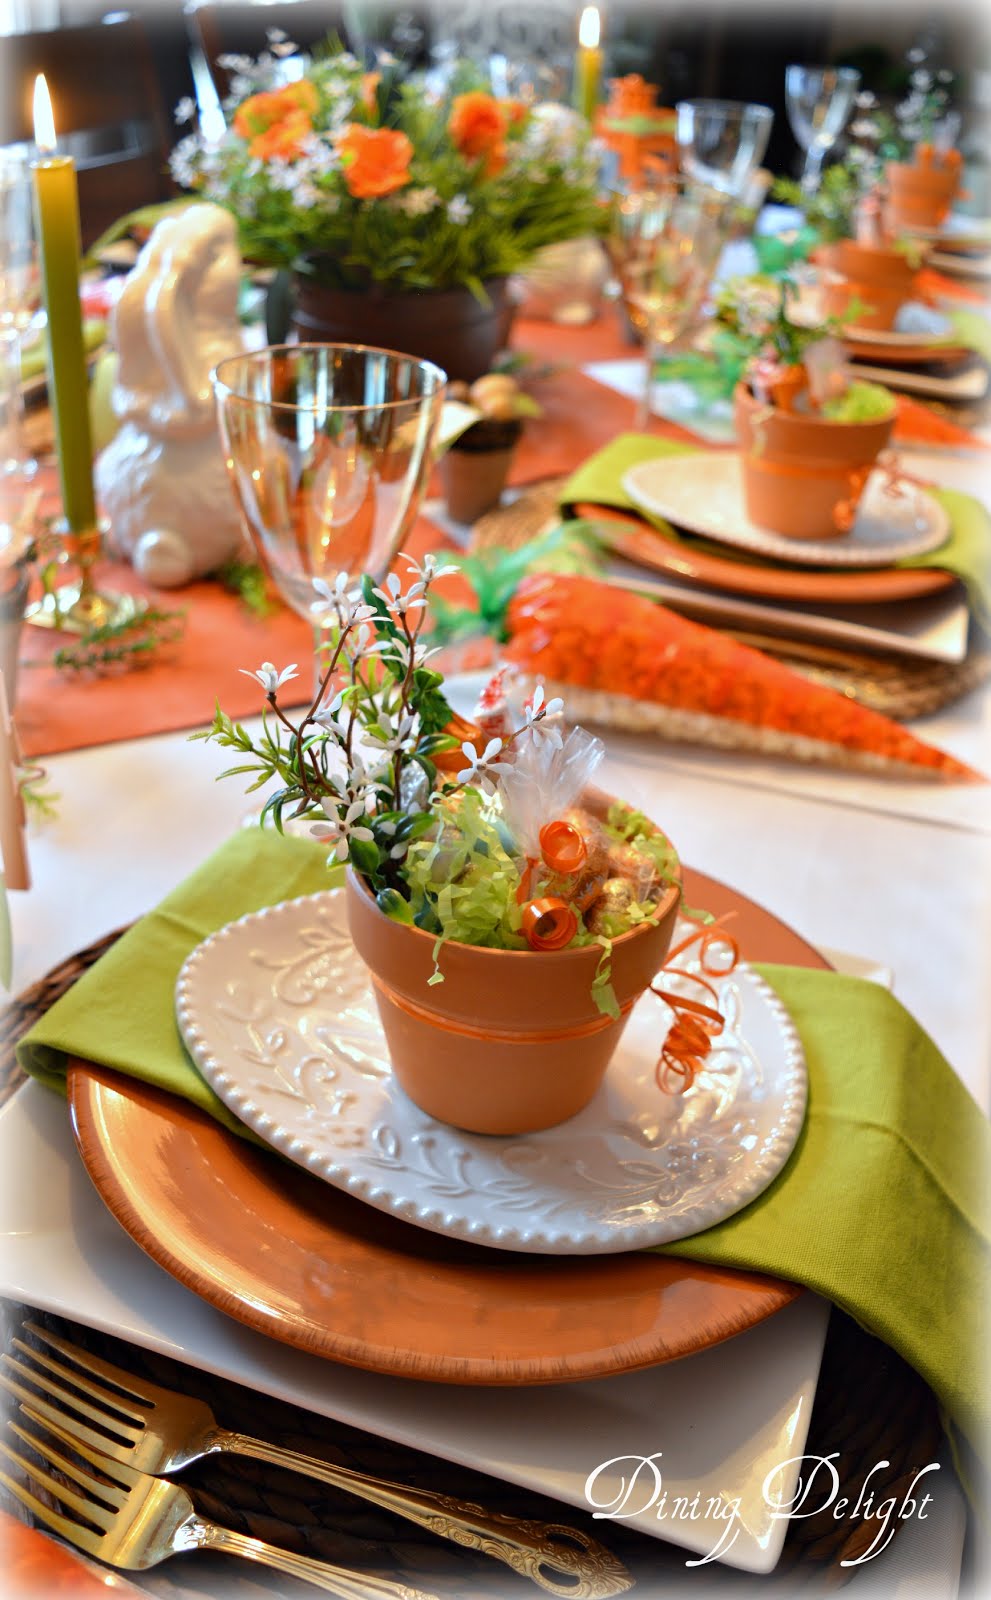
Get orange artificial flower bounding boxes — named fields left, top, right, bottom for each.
left=448, top=91, right=509, bottom=175
left=337, top=123, right=413, bottom=199
left=360, top=72, right=381, bottom=114
left=234, top=79, right=319, bottom=160
left=504, top=99, right=529, bottom=129
left=248, top=109, right=314, bottom=162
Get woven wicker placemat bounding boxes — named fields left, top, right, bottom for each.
left=0, top=934, right=944, bottom=1598
left=471, top=481, right=991, bottom=722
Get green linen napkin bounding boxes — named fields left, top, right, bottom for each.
left=16, top=827, right=990, bottom=1474
left=942, top=309, right=991, bottom=365
left=561, top=433, right=991, bottom=630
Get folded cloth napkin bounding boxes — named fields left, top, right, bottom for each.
left=561, top=434, right=991, bottom=630
left=17, top=827, right=990, bottom=1480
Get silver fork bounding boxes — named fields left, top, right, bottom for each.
left=3, top=1323, right=633, bottom=1598
left=0, top=1405, right=436, bottom=1599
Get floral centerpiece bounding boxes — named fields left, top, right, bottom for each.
left=197, top=555, right=690, bottom=1133
left=720, top=274, right=896, bottom=539
left=171, top=40, right=604, bottom=377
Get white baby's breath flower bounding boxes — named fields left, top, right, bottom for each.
left=522, top=684, right=564, bottom=742
left=457, top=737, right=504, bottom=792
left=394, top=185, right=440, bottom=217
left=240, top=662, right=299, bottom=695
left=174, top=96, right=197, bottom=126
left=366, top=711, right=418, bottom=756
left=374, top=570, right=427, bottom=615
left=403, top=551, right=458, bottom=584
left=310, top=797, right=375, bottom=863
left=447, top=194, right=471, bottom=225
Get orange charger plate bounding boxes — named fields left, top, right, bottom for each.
left=67, top=868, right=821, bottom=1386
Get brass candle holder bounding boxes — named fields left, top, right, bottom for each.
left=26, top=517, right=145, bottom=634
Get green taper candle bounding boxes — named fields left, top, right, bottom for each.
left=31, top=74, right=96, bottom=533
left=573, top=6, right=603, bottom=123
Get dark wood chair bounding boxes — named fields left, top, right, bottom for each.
left=0, top=16, right=175, bottom=249
left=184, top=1, right=352, bottom=102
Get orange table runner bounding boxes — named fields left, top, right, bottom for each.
left=15, top=318, right=671, bottom=760
left=13, top=312, right=976, bottom=760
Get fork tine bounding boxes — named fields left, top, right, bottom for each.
left=1, top=1355, right=140, bottom=1441
left=0, top=1432, right=119, bottom=1526
left=24, top=1323, right=159, bottom=1408
left=0, top=1461, right=104, bottom=1559
left=15, top=1402, right=144, bottom=1491
left=10, top=1338, right=146, bottom=1423
left=0, top=1372, right=138, bottom=1460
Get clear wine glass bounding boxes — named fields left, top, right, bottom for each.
left=675, top=100, right=774, bottom=199
left=213, top=343, right=446, bottom=705
left=784, top=65, right=861, bottom=195
left=610, top=179, right=732, bottom=428
left=0, top=151, right=41, bottom=486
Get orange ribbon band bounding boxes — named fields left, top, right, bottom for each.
left=370, top=972, right=634, bottom=1043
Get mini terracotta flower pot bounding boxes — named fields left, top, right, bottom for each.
left=440, top=419, right=522, bottom=524
left=346, top=794, right=681, bottom=1135
left=813, top=240, right=919, bottom=331
left=884, top=151, right=961, bottom=233
left=734, top=382, right=895, bottom=541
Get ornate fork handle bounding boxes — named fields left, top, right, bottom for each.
left=221, top=1434, right=633, bottom=1598
left=195, top=1518, right=438, bottom=1600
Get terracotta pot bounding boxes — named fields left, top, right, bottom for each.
left=291, top=274, right=512, bottom=383
left=884, top=152, right=961, bottom=233
left=440, top=418, right=522, bottom=524
left=734, top=382, right=895, bottom=541
left=346, top=795, right=682, bottom=1135
left=813, top=240, right=918, bottom=331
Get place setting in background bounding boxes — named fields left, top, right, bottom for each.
left=0, top=14, right=989, bottom=1600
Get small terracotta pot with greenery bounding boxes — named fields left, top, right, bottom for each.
left=440, top=372, right=540, bottom=524
left=884, top=146, right=963, bottom=234
left=200, top=560, right=689, bottom=1135
left=720, top=275, right=896, bottom=540
left=812, top=238, right=919, bottom=331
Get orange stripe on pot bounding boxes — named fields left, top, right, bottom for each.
left=369, top=972, right=634, bottom=1041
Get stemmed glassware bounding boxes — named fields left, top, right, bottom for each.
left=213, top=343, right=446, bottom=705
left=610, top=179, right=732, bottom=428
left=784, top=65, right=861, bottom=195
left=0, top=152, right=41, bottom=492
left=675, top=100, right=774, bottom=199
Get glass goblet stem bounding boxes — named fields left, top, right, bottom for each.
left=800, top=142, right=829, bottom=196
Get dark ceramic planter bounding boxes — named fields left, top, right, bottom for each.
left=291, top=276, right=513, bottom=383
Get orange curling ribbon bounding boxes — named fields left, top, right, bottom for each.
left=516, top=819, right=589, bottom=906
left=539, top=820, right=587, bottom=875
left=651, top=916, right=740, bottom=1094
left=522, top=897, right=579, bottom=952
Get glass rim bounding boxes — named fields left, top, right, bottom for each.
left=785, top=64, right=861, bottom=82
left=212, top=342, right=448, bottom=413
left=675, top=98, right=774, bottom=123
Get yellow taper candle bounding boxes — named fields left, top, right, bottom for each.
left=31, top=74, right=96, bottom=533
left=574, top=7, right=603, bottom=124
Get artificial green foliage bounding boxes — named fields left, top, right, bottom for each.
left=171, top=45, right=603, bottom=293
left=53, top=609, right=186, bottom=674
left=771, top=165, right=865, bottom=242
left=821, top=380, right=897, bottom=422
left=427, top=523, right=604, bottom=645
left=214, top=559, right=280, bottom=617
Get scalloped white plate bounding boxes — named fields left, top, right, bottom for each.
left=176, top=889, right=807, bottom=1255
left=622, top=452, right=950, bottom=567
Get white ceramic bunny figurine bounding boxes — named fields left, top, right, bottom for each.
left=95, top=203, right=249, bottom=587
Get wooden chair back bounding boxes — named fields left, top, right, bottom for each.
left=0, top=17, right=174, bottom=248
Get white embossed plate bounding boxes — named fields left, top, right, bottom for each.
left=622, top=453, right=949, bottom=567
left=177, top=891, right=806, bottom=1255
